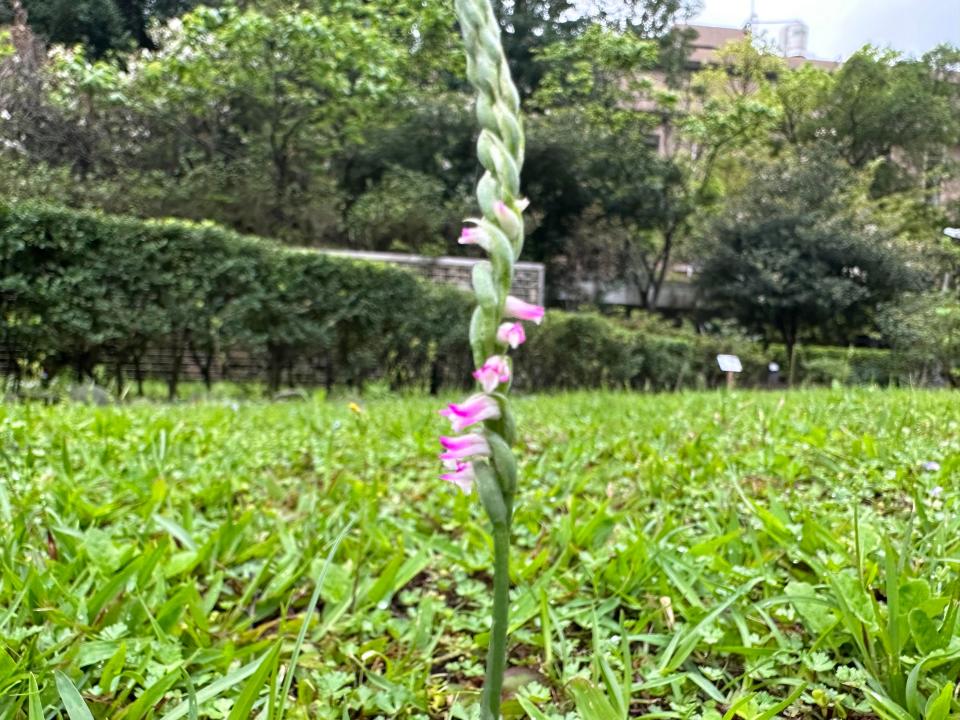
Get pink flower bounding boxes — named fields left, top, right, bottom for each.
left=459, top=223, right=497, bottom=251
left=497, top=322, right=526, bottom=349
left=439, top=432, right=491, bottom=461
left=441, top=460, right=476, bottom=494
left=460, top=226, right=485, bottom=246
left=505, top=296, right=545, bottom=325
left=473, top=356, right=510, bottom=393
left=440, top=393, right=501, bottom=432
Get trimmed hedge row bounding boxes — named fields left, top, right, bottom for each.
left=0, top=203, right=909, bottom=398
left=515, top=312, right=909, bottom=391
left=0, top=203, right=474, bottom=396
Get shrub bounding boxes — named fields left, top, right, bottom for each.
left=517, top=313, right=634, bottom=390
left=346, top=167, right=455, bottom=254
left=516, top=312, right=768, bottom=392
left=514, top=310, right=909, bottom=393
left=767, top=345, right=904, bottom=387
left=0, top=202, right=916, bottom=397
left=0, top=202, right=473, bottom=396
left=877, top=294, right=960, bottom=386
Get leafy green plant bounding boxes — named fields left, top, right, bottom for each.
left=0, top=202, right=473, bottom=396
left=3, top=385, right=960, bottom=718
left=442, top=1, right=537, bottom=717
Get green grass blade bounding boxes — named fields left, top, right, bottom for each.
left=658, top=578, right=763, bottom=674
left=227, top=641, right=282, bottom=720
left=924, top=682, right=954, bottom=720
left=568, top=678, right=621, bottom=720
left=182, top=670, right=199, bottom=720
left=123, top=669, right=181, bottom=720
left=721, top=692, right=756, bottom=720
left=54, top=671, right=95, bottom=720
left=754, top=683, right=806, bottom=720
left=863, top=689, right=914, bottom=720
left=28, top=674, right=43, bottom=720
left=516, top=695, right=552, bottom=720
left=276, top=517, right=355, bottom=720
left=158, top=656, right=272, bottom=720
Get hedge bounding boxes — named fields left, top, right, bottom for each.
left=515, top=312, right=911, bottom=391
left=0, top=203, right=473, bottom=396
left=0, top=203, right=912, bottom=398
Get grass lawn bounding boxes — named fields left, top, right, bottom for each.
left=2, top=390, right=959, bottom=719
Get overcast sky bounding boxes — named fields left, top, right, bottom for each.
left=690, top=0, right=960, bottom=60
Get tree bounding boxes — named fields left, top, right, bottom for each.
left=339, top=90, right=477, bottom=245
left=491, top=0, right=696, bottom=100
left=568, top=122, right=694, bottom=309
left=491, top=0, right=585, bottom=100
left=143, top=7, right=407, bottom=232
left=529, top=25, right=686, bottom=306
left=591, top=0, right=698, bottom=38
left=531, top=33, right=779, bottom=308
left=346, top=167, right=457, bottom=254
left=0, top=0, right=220, bottom=56
left=1, top=0, right=126, bottom=57
left=878, top=293, right=960, bottom=387
left=816, top=48, right=960, bottom=194
left=770, top=63, right=833, bottom=148
left=678, top=38, right=782, bottom=194
left=698, top=149, right=919, bottom=372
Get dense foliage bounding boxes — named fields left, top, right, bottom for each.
left=3, top=390, right=960, bottom=718
left=1, top=201, right=937, bottom=395
left=0, top=203, right=473, bottom=396
left=698, top=151, right=920, bottom=360
left=1, top=1, right=957, bottom=355
left=519, top=311, right=922, bottom=390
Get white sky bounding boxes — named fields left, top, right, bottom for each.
left=690, top=0, right=960, bottom=60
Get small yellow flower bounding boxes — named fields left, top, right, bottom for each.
left=348, top=402, right=363, bottom=414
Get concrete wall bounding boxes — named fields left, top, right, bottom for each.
left=319, top=249, right=546, bottom=306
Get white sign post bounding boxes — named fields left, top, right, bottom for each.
left=717, top=354, right=742, bottom=390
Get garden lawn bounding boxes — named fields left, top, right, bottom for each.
left=2, top=390, right=959, bottom=720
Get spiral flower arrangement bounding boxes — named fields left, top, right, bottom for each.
left=438, top=0, right=543, bottom=717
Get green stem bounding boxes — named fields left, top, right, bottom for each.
left=480, top=521, right=510, bottom=720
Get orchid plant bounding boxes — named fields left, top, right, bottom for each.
left=437, top=1, right=542, bottom=717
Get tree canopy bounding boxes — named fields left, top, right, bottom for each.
left=0, top=0, right=958, bottom=354
left=698, top=150, right=921, bottom=360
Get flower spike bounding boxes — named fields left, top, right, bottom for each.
left=444, top=1, right=530, bottom=717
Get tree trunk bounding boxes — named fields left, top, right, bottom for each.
left=266, top=344, right=284, bottom=393
left=429, top=356, right=443, bottom=395
left=168, top=334, right=185, bottom=400
left=133, top=354, right=144, bottom=397
left=786, top=340, right=797, bottom=388
left=188, top=338, right=218, bottom=392
left=324, top=351, right=335, bottom=393
left=648, top=228, right=676, bottom=310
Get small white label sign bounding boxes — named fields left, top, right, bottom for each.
left=717, top=354, right=743, bottom=373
